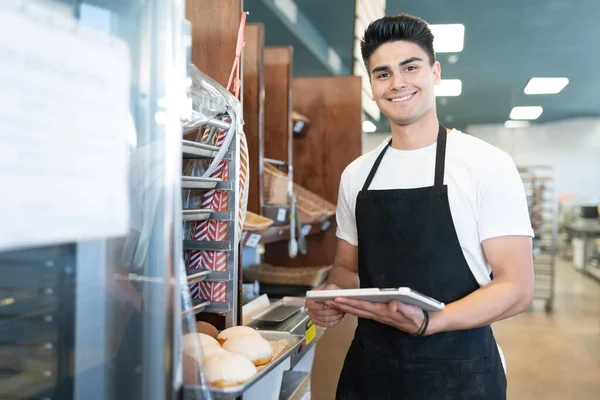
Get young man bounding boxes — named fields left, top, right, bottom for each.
left=306, top=14, right=534, bottom=399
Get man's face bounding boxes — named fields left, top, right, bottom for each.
left=368, top=41, right=441, bottom=126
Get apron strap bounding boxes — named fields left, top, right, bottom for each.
left=434, top=124, right=448, bottom=186
left=361, top=140, right=391, bottom=191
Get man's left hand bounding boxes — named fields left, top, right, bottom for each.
left=330, top=298, right=426, bottom=335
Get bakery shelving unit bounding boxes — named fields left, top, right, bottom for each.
left=518, top=165, right=557, bottom=312
left=181, top=117, right=241, bottom=324
left=183, top=0, right=245, bottom=329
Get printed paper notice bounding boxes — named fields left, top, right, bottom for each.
left=0, top=6, right=131, bottom=251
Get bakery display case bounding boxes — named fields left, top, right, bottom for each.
left=0, top=0, right=187, bottom=399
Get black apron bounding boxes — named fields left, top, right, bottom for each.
left=336, top=124, right=506, bottom=400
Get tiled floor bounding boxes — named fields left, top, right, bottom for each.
left=311, top=259, right=600, bottom=399
left=493, top=259, right=600, bottom=399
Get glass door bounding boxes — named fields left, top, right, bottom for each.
left=0, top=1, right=186, bottom=399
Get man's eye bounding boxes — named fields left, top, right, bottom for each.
left=377, top=72, right=390, bottom=79
left=406, top=66, right=418, bottom=72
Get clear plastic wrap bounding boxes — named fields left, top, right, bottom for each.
left=182, top=64, right=243, bottom=135
left=177, top=258, right=213, bottom=397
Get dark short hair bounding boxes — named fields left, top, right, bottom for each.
left=361, top=14, right=436, bottom=71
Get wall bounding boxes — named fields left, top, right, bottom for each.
left=467, top=117, right=600, bottom=201
left=361, top=118, right=600, bottom=201
left=362, top=132, right=388, bottom=154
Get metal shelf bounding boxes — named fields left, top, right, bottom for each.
left=186, top=268, right=212, bottom=285
left=187, top=300, right=231, bottom=315
left=182, top=209, right=214, bottom=221
left=182, top=140, right=219, bottom=159
left=279, top=371, right=310, bottom=400
left=181, top=113, right=241, bottom=327
left=181, top=176, right=221, bottom=189
left=188, top=300, right=211, bottom=315
left=183, top=240, right=232, bottom=252
left=182, top=209, right=232, bottom=222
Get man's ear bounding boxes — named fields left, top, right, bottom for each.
left=433, top=61, right=442, bottom=84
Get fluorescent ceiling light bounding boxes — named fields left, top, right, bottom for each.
left=524, top=77, right=569, bottom=95
left=510, top=106, right=543, bottom=120
left=435, top=79, right=462, bottom=97
left=504, top=120, right=531, bottom=129
left=429, top=24, right=465, bottom=53
left=362, top=120, right=377, bottom=133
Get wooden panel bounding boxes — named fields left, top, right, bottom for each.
left=263, top=47, right=293, bottom=165
left=291, top=76, right=363, bottom=203
left=242, top=23, right=265, bottom=214
left=264, top=77, right=362, bottom=268
left=185, top=0, right=243, bottom=88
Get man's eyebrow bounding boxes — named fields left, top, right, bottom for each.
left=370, top=65, right=390, bottom=75
left=370, top=57, right=425, bottom=75
left=399, top=57, right=423, bottom=66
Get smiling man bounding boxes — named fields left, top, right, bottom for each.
left=306, top=14, right=534, bottom=399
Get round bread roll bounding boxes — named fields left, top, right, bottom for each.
left=204, top=352, right=257, bottom=387
left=201, top=345, right=229, bottom=361
left=216, top=326, right=261, bottom=345
left=183, top=333, right=220, bottom=357
left=195, top=321, right=219, bottom=339
left=222, top=335, right=273, bottom=366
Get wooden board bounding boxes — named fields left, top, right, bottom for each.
left=243, top=23, right=265, bottom=214
left=263, top=47, right=293, bottom=165
left=185, top=0, right=243, bottom=89
left=264, top=77, right=362, bottom=268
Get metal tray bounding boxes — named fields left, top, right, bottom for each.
left=182, top=209, right=215, bottom=222
left=182, top=140, right=219, bottom=159
left=183, top=331, right=304, bottom=400
left=182, top=177, right=221, bottom=189
left=186, top=269, right=212, bottom=285
left=250, top=304, right=302, bottom=323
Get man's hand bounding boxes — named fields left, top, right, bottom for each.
left=334, top=298, right=428, bottom=335
left=306, top=284, right=346, bottom=328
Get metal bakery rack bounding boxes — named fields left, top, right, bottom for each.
left=518, top=165, right=557, bottom=312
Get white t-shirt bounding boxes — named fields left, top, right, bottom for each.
left=336, top=129, right=534, bottom=287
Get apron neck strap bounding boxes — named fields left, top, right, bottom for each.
left=434, top=124, right=448, bottom=186
left=361, top=139, right=391, bottom=191
left=361, top=123, right=448, bottom=191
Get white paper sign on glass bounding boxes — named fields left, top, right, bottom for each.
left=0, top=5, right=131, bottom=251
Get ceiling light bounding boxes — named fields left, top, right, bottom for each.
left=435, top=79, right=462, bottom=97
left=524, top=77, right=569, bottom=95
left=447, top=55, right=459, bottom=64
left=429, top=24, right=465, bottom=53
left=504, top=120, right=531, bottom=129
left=362, top=120, right=377, bottom=133
left=509, top=106, right=543, bottom=120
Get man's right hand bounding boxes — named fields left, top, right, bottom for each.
left=306, top=283, right=346, bottom=328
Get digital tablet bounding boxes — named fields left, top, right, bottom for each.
left=305, top=287, right=445, bottom=311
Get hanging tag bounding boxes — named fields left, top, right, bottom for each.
left=301, top=225, right=312, bottom=236
left=277, top=208, right=287, bottom=222
left=245, top=233, right=261, bottom=248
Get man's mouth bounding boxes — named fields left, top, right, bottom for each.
left=388, top=92, right=417, bottom=103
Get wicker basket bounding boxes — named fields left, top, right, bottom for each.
left=263, top=164, right=336, bottom=224
left=294, top=184, right=336, bottom=224
left=263, top=164, right=290, bottom=206
left=244, top=263, right=332, bottom=287
left=244, top=211, right=274, bottom=231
